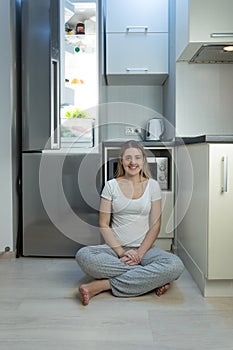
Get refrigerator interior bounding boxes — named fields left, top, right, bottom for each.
left=61, top=0, right=99, bottom=149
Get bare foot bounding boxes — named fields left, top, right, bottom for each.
left=79, top=279, right=111, bottom=306
left=155, top=283, right=170, bottom=297
left=79, top=285, right=90, bottom=305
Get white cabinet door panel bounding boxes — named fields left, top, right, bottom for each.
left=189, top=0, right=233, bottom=43
left=208, top=144, right=233, bottom=279
left=106, top=0, right=168, bottom=33
left=106, top=33, right=168, bottom=74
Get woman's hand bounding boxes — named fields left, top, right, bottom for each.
left=119, top=249, right=141, bottom=266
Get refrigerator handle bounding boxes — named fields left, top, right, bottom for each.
left=51, top=59, right=60, bottom=149
left=221, top=156, right=228, bottom=193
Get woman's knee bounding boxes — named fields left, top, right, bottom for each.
left=75, top=246, right=89, bottom=265
left=155, top=251, right=184, bottom=280
left=170, top=254, right=184, bottom=279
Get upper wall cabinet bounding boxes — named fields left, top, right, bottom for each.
left=106, top=0, right=168, bottom=33
left=176, top=0, right=233, bottom=62
left=105, top=0, right=168, bottom=85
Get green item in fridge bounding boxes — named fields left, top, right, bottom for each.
left=65, top=108, right=89, bottom=119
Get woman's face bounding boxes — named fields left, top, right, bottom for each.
left=121, top=147, right=144, bottom=177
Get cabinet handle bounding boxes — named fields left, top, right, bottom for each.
left=221, top=156, right=228, bottom=193
left=211, top=33, right=233, bottom=38
left=126, top=68, right=149, bottom=72
left=126, top=26, right=148, bottom=32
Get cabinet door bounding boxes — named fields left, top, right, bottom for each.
left=208, top=144, right=233, bottom=279
left=106, top=33, right=168, bottom=74
left=189, top=0, right=233, bottom=43
left=105, top=0, right=168, bottom=33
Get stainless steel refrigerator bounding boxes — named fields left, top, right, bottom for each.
left=21, top=0, right=102, bottom=256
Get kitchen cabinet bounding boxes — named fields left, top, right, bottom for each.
left=176, top=0, right=233, bottom=61
left=105, top=0, right=168, bottom=85
left=105, top=0, right=168, bottom=33
left=177, top=143, right=233, bottom=296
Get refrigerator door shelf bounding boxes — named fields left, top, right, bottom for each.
left=61, top=117, right=94, bottom=148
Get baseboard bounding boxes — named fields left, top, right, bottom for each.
left=177, top=240, right=205, bottom=295
left=177, top=240, right=233, bottom=297
left=0, top=251, right=16, bottom=259
left=204, top=279, right=233, bottom=297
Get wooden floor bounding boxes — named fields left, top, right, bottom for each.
left=1, top=254, right=233, bottom=350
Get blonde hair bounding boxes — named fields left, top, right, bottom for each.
left=115, top=140, right=152, bottom=179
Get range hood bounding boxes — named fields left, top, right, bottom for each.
left=190, top=44, right=233, bottom=64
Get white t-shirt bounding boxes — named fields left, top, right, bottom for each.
left=101, top=178, right=162, bottom=247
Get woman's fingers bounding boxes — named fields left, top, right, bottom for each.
left=122, top=250, right=141, bottom=264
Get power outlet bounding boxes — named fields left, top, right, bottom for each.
left=125, top=127, right=141, bottom=136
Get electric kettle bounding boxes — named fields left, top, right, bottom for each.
left=145, top=118, right=165, bottom=141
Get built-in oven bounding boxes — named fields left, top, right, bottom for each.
left=104, top=145, right=171, bottom=191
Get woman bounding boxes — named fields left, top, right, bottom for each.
left=76, top=140, right=184, bottom=305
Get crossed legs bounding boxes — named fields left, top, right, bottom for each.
left=76, top=244, right=184, bottom=305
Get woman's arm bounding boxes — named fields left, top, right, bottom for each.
left=137, top=199, right=162, bottom=259
left=99, top=197, right=126, bottom=257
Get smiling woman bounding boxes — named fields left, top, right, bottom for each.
left=115, top=140, right=151, bottom=180
left=75, top=140, right=184, bottom=306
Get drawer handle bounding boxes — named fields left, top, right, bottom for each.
left=126, top=26, right=148, bottom=32
left=126, top=68, right=148, bottom=72
left=221, top=156, right=228, bottom=193
left=211, top=32, right=233, bottom=38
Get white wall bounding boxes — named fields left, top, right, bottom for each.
left=100, top=85, right=163, bottom=140
left=176, top=62, right=233, bottom=137
left=0, top=0, right=14, bottom=251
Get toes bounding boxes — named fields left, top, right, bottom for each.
left=155, top=283, right=170, bottom=297
left=79, top=286, right=90, bottom=306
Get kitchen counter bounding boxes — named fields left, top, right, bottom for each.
left=103, top=135, right=233, bottom=149
left=102, top=140, right=176, bottom=148
left=176, top=135, right=233, bottom=145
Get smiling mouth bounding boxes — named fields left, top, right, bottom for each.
left=128, top=165, right=138, bottom=169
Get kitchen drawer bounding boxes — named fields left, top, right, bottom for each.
left=106, top=33, right=168, bottom=75
left=105, top=0, right=168, bottom=33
